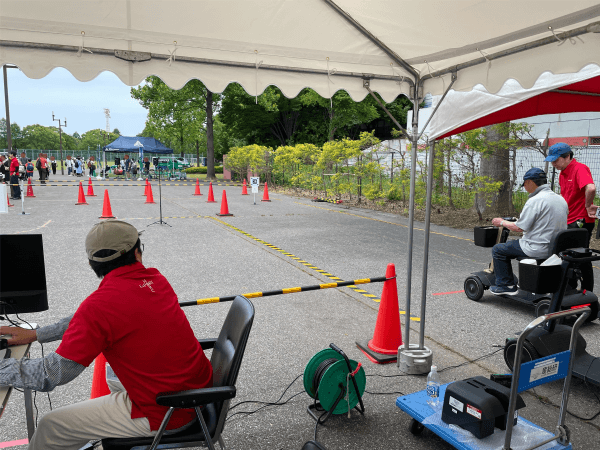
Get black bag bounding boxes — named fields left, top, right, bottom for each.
left=74, top=160, right=79, bottom=168
left=36, top=159, right=42, bottom=170
left=91, top=164, right=96, bottom=171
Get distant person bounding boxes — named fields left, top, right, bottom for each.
left=66, top=156, right=73, bottom=176
left=124, top=155, right=132, bottom=180
left=0, top=155, right=9, bottom=183
left=19, top=151, right=28, bottom=167
left=26, top=159, right=34, bottom=178
left=9, top=151, right=21, bottom=199
left=490, top=168, right=568, bottom=295
left=545, top=143, right=597, bottom=291
left=75, top=157, right=83, bottom=177
left=36, top=154, right=48, bottom=184
left=51, top=156, right=57, bottom=175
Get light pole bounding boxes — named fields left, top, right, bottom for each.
left=3, top=65, right=18, bottom=152
left=101, top=131, right=108, bottom=180
left=52, top=112, right=67, bottom=175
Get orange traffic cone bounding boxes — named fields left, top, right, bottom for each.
left=143, top=179, right=149, bottom=196
left=145, top=183, right=156, bottom=204
left=241, top=179, right=249, bottom=195
left=216, top=190, right=233, bottom=216
left=86, top=176, right=97, bottom=196
left=356, top=263, right=402, bottom=364
left=7, top=194, right=14, bottom=207
left=261, top=181, right=271, bottom=202
left=99, top=190, right=116, bottom=219
left=206, top=182, right=217, bottom=203
left=193, top=178, right=203, bottom=196
left=90, top=353, right=111, bottom=399
left=26, top=178, right=36, bottom=197
left=75, top=181, right=88, bottom=205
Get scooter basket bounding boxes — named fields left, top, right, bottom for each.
left=474, top=226, right=499, bottom=247
left=518, top=262, right=562, bottom=293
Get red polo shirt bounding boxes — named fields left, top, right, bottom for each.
left=57, top=262, right=212, bottom=430
left=9, top=157, right=19, bottom=176
left=559, top=158, right=595, bottom=224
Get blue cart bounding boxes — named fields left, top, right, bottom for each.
left=396, top=306, right=591, bottom=450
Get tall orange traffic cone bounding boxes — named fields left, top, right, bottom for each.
left=99, top=190, right=116, bottom=219
left=241, top=179, right=249, bottom=195
left=26, top=178, right=36, bottom=197
left=145, top=183, right=156, bottom=204
left=143, top=178, right=149, bottom=196
left=216, top=190, right=233, bottom=216
left=75, top=181, right=88, bottom=205
left=7, top=194, right=14, bottom=207
left=90, top=353, right=111, bottom=399
left=86, top=176, right=97, bottom=196
left=356, top=263, right=402, bottom=364
left=206, top=181, right=217, bottom=203
left=193, top=178, right=203, bottom=196
left=261, top=181, right=271, bottom=202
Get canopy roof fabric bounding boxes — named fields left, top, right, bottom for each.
left=103, top=136, right=173, bottom=154
left=1, top=1, right=599, bottom=102
left=419, top=64, right=600, bottom=140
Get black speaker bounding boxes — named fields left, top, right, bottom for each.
left=152, top=157, right=159, bottom=166
left=115, top=157, right=121, bottom=166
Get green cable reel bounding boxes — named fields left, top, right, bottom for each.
left=304, top=347, right=366, bottom=415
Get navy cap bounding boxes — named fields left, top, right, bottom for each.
left=522, top=168, right=547, bottom=186
left=544, top=142, right=571, bottom=162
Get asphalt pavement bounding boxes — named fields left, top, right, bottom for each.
left=1, top=175, right=599, bottom=449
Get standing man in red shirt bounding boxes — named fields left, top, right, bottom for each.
left=0, top=220, right=213, bottom=449
left=8, top=150, right=21, bottom=199
left=545, top=142, right=597, bottom=290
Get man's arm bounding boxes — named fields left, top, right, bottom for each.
left=585, top=183, right=596, bottom=210
left=491, top=217, right=524, bottom=233
left=0, top=315, right=73, bottom=346
left=0, top=353, right=85, bottom=392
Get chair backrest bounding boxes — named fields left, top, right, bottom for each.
left=549, top=228, right=589, bottom=254
left=210, top=295, right=254, bottom=435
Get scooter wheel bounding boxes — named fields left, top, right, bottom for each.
left=504, top=338, right=541, bottom=372
left=464, top=276, right=484, bottom=301
left=409, top=419, right=425, bottom=435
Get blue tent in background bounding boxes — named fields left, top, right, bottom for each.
left=102, top=136, right=174, bottom=154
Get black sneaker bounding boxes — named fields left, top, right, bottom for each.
left=490, top=285, right=518, bottom=296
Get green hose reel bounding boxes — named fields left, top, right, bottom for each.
left=304, top=346, right=366, bottom=418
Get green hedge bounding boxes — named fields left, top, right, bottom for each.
left=184, top=166, right=223, bottom=174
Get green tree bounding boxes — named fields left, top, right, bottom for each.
left=131, top=76, right=220, bottom=178
left=79, top=129, right=119, bottom=151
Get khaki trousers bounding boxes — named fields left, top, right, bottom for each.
left=28, top=391, right=155, bottom=450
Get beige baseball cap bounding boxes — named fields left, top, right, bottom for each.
left=86, top=220, right=141, bottom=262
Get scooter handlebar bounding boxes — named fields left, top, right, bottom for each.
left=559, top=248, right=600, bottom=263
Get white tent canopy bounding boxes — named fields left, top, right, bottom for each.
left=1, top=0, right=599, bottom=103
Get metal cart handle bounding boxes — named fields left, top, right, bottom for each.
left=503, top=306, right=590, bottom=450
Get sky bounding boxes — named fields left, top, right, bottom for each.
left=1, top=67, right=149, bottom=137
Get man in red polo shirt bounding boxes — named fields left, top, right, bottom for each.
left=8, top=150, right=21, bottom=199
left=0, top=220, right=213, bottom=449
left=545, top=142, right=597, bottom=290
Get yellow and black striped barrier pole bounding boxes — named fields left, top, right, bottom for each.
left=180, top=276, right=392, bottom=307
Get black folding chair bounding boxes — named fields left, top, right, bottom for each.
left=102, top=295, right=255, bottom=450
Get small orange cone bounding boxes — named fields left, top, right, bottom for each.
left=86, top=176, right=97, bottom=196
left=193, top=178, right=203, bottom=196
left=75, top=182, right=88, bottom=205
left=143, top=179, right=149, bottom=196
left=261, top=181, right=271, bottom=202
left=26, top=178, right=36, bottom=198
left=356, top=263, right=402, bottom=364
left=7, top=194, right=14, bottom=207
left=216, top=190, right=233, bottom=216
left=145, top=183, right=156, bottom=204
left=206, top=181, right=217, bottom=203
left=241, top=179, right=249, bottom=195
left=99, top=190, right=116, bottom=219
left=90, top=353, right=111, bottom=399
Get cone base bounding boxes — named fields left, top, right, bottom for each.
left=216, top=213, right=233, bottom=216
left=145, top=200, right=156, bottom=204
left=75, top=202, right=89, bottom=205
left=241, top=193, right=249, bottom=195
left=356, top=340, right=397, bottom=364
left=193, top=193, right=204, bottom=196
left=261, top=199, right=271, bottom=202
left=86, top=194, right=97, bottom=197
left=26, top=195, right=36, bottom=198
left=99, top=215, right=116, bottom=219
left=206, top=201, right=217, bottom=203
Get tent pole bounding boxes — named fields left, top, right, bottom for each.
left=419, top=140, right=436, bottom=350
left=3, top=65, right=13, bottom=152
